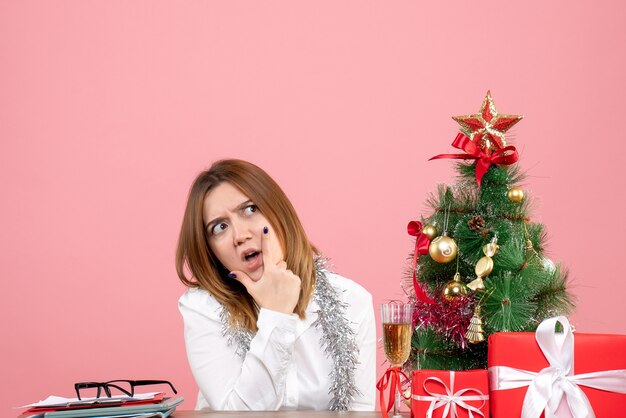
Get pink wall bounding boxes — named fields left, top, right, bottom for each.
left=2, top=1, right=625, bottom=414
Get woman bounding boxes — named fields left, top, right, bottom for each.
left=176, top=159, right=376, bottom=411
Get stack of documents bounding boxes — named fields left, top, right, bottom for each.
left=17, top=392, right=184, bottom=418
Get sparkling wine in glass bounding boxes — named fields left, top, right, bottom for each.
left=381, top=302, right=413, bottom=417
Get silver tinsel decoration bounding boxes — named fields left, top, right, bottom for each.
left=220, top=257, right=360, bottom=411
left=220, top=307, right=252, bottom=360
left=312, top=257, right=361, bottom=411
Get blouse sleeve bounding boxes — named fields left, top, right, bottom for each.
left=179, top=289, right=298, bottom=410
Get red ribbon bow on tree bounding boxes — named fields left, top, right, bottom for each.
left=376, top=367, right=411, bottom=418
left=429, top=133, right=519, bottom=186
left=407, top=221, right=435, bottom=305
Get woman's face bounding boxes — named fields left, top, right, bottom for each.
left=203, top=182, right=284, bottom=281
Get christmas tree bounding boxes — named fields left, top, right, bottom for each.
left=406, top=91, right=574, bottom=370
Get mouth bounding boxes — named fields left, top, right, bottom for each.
left=242, top=249, right=262, bottom=271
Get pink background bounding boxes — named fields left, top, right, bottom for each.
left=2, top=1, right=625, bottom=414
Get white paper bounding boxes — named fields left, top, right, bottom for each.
left=19, top=392, right=161, bottom=408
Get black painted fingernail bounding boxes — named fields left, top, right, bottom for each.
left=228, top=273, right=237, bottom=279
left=263, top=226, right=269, bottom=234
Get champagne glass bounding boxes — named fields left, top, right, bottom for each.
left=381, top=302, right=413, bottom=417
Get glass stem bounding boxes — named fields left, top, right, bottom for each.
left=393, top=386, right=401, bottom=417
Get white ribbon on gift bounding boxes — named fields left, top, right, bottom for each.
left=489, top=316, right=626, bottom=418
left=413, top=370, right=489, bottom=418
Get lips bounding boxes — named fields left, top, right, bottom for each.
left=241, top=249, right=262, bottom=271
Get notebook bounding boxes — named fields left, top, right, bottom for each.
left=41, top=396, right=183, bottom=418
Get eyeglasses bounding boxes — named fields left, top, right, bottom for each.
left=74, top=379, right=178, bottom=400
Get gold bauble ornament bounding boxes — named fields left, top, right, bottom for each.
left=442, top=273, right=468, bottom=302
left=428, top=235, right=458, bottom=263
left=422, top=223, right=440, bottom=240
left=507, top=187, right=524, bottom=203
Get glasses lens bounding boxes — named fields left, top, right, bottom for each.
left=76, top=385, right=102, bottom=400
left=104, top=381, right=133, bottom=397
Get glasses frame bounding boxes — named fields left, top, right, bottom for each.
left=74, top=379, right=178, bottom=401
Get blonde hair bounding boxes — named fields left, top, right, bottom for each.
left=176, top=159, right=317, bottom=332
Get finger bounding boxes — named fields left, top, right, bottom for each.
left=228, top=270, right=254, bottom=292
left=260, top=225, right=275, bottom=267
left=277, top=260, right=287, bottom=270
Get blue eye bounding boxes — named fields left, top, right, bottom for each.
left=243, top=204, right=258, bottom=215
left=211, top=222, right=228, bottom=235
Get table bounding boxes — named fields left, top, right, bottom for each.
left=171, top=412, right=398, bottom=418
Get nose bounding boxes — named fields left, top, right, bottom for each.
left=231, top=218, right=252, bottom=245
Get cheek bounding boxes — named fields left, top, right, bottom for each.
left=209, top=239, right=234, bottom=268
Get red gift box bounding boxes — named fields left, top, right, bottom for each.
left=411, top=369, right=489, bottom=418
left=488, top=316, right=626, bottom=418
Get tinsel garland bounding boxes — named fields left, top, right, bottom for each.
left=413, top=293, right=475, bottom=349
left=221, top=256, right=360, bottom=411
left=312, top=257, right=362, bottom=411
left=401, top=263, right=476, bottom=349
left=220, top=307, right=252, bottom=360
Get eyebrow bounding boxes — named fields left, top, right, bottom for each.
left=205, top=199, right=254, bottom=231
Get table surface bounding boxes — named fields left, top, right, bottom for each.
left=171, top=411, right=402, bottom=417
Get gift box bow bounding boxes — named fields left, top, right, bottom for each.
left=413, top=370, right=489, bottom=418
left=489, top=316, right=626, bottom=418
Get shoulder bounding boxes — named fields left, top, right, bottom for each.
left=178, top=287, right=223, bottom=319
left=323, top=271, right=373, bottom=307
left=319, top=271, right=374, bottom=330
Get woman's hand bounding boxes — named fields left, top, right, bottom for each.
left=230, top=228, right=302, bottom=315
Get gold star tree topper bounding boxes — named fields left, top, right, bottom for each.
left=452, top=91, right=523, bottom=153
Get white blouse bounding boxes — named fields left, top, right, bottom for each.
left=178, top=271, right=376, bottom=411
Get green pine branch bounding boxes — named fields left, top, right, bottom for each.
left=411, top=328, right=488, bottom=370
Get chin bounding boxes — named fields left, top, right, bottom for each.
left=249, top=269, right=264, bottom=282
